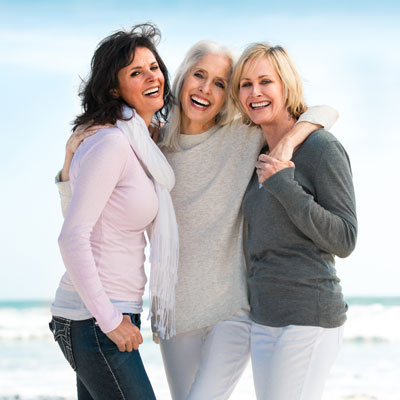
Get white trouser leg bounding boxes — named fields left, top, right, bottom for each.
left=251, top=322, right=344, bottom=400
left=160, top=308, right=251, bottom=400
left=188, top=308, right=251, bottom=400
left=160, top=328, right=204, bottom=400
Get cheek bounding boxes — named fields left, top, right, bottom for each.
left=215, top=91, right=227, bottom=107
left=238, top=90, right=247, bottom=109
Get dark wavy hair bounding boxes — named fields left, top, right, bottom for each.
left=73, top=23, right=172, bottom=130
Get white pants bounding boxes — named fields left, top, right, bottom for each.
left=251, top=322, right=344, bottom=400
left=160, top=308, right=251, bottom=400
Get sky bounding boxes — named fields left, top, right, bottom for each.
left=0, top=0, right=399, bottom=299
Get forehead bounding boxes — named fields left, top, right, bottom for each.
left=131, top=46, right=157, bottom=64
left=242, top=56, right=277, bottom=78
left=193, top=53, right=232, bottom=78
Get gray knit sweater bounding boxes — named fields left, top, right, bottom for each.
left=242, top=130, right=357, bottom=328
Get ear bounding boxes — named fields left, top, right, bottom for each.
left=110, top=88, right=119, bottom=98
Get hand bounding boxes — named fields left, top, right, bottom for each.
left=66, top=124, right=109, bottom=156
left=106, top=315, right=143, bottom=352
left=60, top=123, right=109, bottom=181
left=256, top=153, right=295, bottom=185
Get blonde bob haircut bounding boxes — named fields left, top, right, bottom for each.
left=230, top=42, right=307, bottom=127
left=160, top=40, right=237, bottom=151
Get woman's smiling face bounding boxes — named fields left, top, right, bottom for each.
left=180, top=53, right=231, bottom=133
left=239, top=56, right=287, bottom=128
left=116, top=46, right=165, bottom=126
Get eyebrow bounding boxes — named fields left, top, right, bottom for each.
left=129, top=61, right=158, bottom=71
left=240, top=74, right=273, bottom=81
left=194, top=67, right=228, bottom=83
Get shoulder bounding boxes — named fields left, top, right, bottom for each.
left=304, top=129, right=339, bottom=147
left=300, top=129, right=351, bottom=170
left=78, top=127, right=130, bottom=156
left=223, top=118, right=264, bottom=146
left=301, top=129, right=347, bottom=156
left=72, top=127, right=131, bottom=170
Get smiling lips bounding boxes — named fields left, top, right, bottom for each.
left=143, top=86, right=160, bottom=97
left=190, top=95, right=211, bottom=110
left=250, top=100, right=271, bottom=110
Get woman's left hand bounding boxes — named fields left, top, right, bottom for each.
left=256, top=154, right=295, bottom=185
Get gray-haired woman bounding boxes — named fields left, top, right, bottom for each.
left=57, top=39, right=338, bottom=400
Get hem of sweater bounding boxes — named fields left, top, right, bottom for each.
left=174, top=298, right=250, bottom=336
left=249, top=312, right=347, bottom=329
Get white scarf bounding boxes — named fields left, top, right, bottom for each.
left=117, top=106, right=178, bottom=340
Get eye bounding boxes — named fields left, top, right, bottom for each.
left=240, top=82, right=251, bottom=88
left=261, top=79, right=272, bottom=85
left=194, top=71, right=204, bottom=79
left=130, top=71, right=140, bottom=77
left=150, top=65, right=159, bottom=71
left=215, top=81, right=225, bottom=89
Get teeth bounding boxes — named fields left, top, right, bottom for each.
left=144, top=87, right=159, bottom=95
left=191, top=95, right=210, bottom=107
left=250, top=101, right=270, bottom=109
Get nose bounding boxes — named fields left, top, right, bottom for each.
left=145, top=68, right=156, bottom=81
left=251, top=83, right=261, bottom=96
left=199, top=79, right=211, bottom=94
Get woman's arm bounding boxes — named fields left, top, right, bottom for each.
left=58, top=131, right=128, bottom=333
left=269, top=105, right=339, bottom=161
left=262, top=138, right=357, bottom=258
left=55, top=126, right=100, bottom=216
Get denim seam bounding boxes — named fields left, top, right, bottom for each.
left=50, top=317, right=77, bottom=371
left=92, top=322, right=126, bottom=400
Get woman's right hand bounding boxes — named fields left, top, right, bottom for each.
left=105, top=314, right=143, bottom=352
left=60, top=124, right=108, bottom=181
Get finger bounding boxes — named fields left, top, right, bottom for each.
left=288, top=161, right=295, bottom=167
left=255, top=161, right=266, bottom=169
left=125, top=341, right=133, bottom=353
left=138, top=331, right=143, bottom=345
left=259, top=154, right=277, bottom=163
left=117, top=342, right=126, bottom=352
left=77, top=129, right=97, bottom=140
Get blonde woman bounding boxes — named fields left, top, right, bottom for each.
left=231, top=43, right=357, bottom=400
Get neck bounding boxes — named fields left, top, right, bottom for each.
left=140, top=113, right=153, bottom=127
left=260, top=113, right=296, bottom=151
left=181, top=113, right=215, bottom=135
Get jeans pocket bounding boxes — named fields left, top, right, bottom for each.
left=49, top=316, right=77, bottom=371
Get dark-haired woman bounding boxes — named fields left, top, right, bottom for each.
left=49, top=24, right=178, bottom=399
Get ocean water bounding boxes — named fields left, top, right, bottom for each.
left=0, top=297, right=399, bottom=400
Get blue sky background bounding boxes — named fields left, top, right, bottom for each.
left=1, top=0, right=399, bottom=299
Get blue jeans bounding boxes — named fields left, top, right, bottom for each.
left=49, top=314, right=156, bottom=400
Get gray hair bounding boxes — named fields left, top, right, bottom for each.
left=160, top=40, right=237, bottom=151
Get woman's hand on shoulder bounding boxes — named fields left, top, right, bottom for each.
left=106, top=314, right=143, bottom=352
left=256, top=153, right=295, bottom=185
left=60, top=123, right=110, bottom=181
left=66, top=124, right=110, bottom=157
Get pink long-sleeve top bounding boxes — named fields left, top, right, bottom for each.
left=57, top=127, right=159, bottom=333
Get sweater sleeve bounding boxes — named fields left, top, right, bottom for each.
left=297, top=105, right=339, bottom=131
left=55, top=171, right=72, bottom=218
left=263, top=139, right=357, bottom=258
left=58, top=132, right=129, bottom=333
